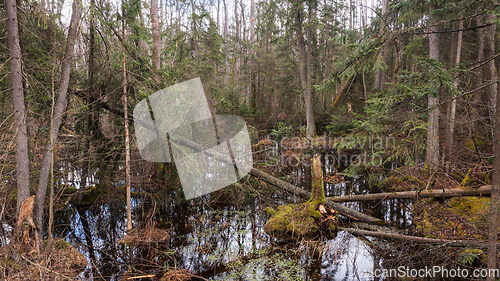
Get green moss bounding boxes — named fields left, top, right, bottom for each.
left=63, top=186, right=78, bottom=194
left=265, top=207, right=276, bottom=216
left=460, top=168, right=486, bottom=187
left=264, top=154, right=336, bottom=240
left=264, top=203, right=319, bottom=239
left=465, top=137, right=483, bottom=151
left=55, top=240, right=70, bottom=249
left=329, top=221, right=337, bottom=232
left=449, top=197, right=489, bottom=227
left=415, top=209, right=439, bottom=237
left=305, top=200, right=322, bottom=218
left=460, top=169, right=472, bottom=186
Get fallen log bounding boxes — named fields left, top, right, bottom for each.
left=341, top=227, right=494, bottom=248
left=250, top=168, right=384, bottom=224
left=328, top=185, right=492, bottom=202
left=94, top=99, right=383, bottom=224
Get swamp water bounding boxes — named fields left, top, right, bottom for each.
left=45, top=151, right=411, bottom=280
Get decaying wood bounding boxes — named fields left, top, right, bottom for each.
left=250, top=168, right=384, bottom=224
left=17, top=195, right=35, bottom=227
left=342, top=227, right=495, bottom=248
left=327, top=185, right=492, bottom=202
left=15, top=196, right=40, bottom=255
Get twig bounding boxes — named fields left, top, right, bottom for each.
left=19, top=254, right=72, bottom=280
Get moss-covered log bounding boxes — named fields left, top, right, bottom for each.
left=264, top=155, right=336, bottom=239
left=251, top=168, right=383, bottom=223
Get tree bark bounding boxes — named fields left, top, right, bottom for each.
left=445, top=18, right=463, bottom=170
left=487, top=50, right=500, bottom=281
left=151, top=0, right=161, bottom=83
left=34, top=0, right=81, bottom=232
left=223, top=0, right=229, bottom=84
left=6, top=0, right=30, bottom=217
left=123, top=4, right=132, bottom=232
left=310, top=155, right=324, bottom=202
left=343, top=227, right=494, bottom=248
left=293, top=0, right=315, bottom=137
left=190, top=0, right=199, bottom=63
left=484, top=13, right=497, bottom=139
left=306, top=0, right=316, bottom=136
left=234, top=0, right=240, bottom=77
left=328, top=186, right=492, bottom=202
left=245, top=0, right=255, bottom=111
left=374, top=0, right=388, bottom=90
left=473, top=14, right=485, bottom=134
left=426, top=3, right=440, bottom=168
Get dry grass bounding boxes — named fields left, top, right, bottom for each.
left=160, top=269, right=201, bottom=281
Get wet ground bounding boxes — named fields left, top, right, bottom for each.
left=44, top=150, right=412, bottom=280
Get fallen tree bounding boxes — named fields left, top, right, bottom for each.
left=84, top=97, right=384, bottom=224
left=250, top=168, right=384, bottom=224
left=327, top=185, right=491, bottom=202
left=341, top=227, right=495, bottom=248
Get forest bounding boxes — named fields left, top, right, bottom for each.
left=1, top=0, right=500, bottom=279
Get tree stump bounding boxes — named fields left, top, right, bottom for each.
left=264, top=155, right=337, bottom=239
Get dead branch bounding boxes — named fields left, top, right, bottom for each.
left=327, top=185, right=491, bottom=202
left=342, top=227, right=494, bottom=248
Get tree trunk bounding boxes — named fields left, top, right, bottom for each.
left=234, top=0, right=240, bottom=78
left=310, top=155, right=324, bottom=202
left=487, top=41, right=500, bottom=281
left=217, top=0, right=220, bottom=30
left=445, top=18, right=463, bottom=170
left=78, top=0, right=95, bottom=205
left=34, top=0, right=82, bottom=232
left=190, top=0, right=199, bottom=63
left=484, top=13, right=497, bottom=139
left=426, top=3, right=440, bottom=168
left=293, top=0, right=315, bottom=137
left=123, top=5, right=132, bottom=232
left=246, top=0, right=255, bottom=110
left=151, top=0, right=161, bottom=83
left=328, top=186, right=491, bottom=202
left=374, top=0, right=388, bottom=90
left=223, top=0, right=228, bottom=84
left=343, top=227, right=493, bottom=248
left=6, top=0, right=30, bottom=217
left=473, top=14, right=485, bottom=135
left=306, top=0, right=316, bottom=137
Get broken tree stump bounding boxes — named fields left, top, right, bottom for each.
left=264, top=155, right=337, bottom=239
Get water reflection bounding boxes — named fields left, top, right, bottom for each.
left=45, top=149, right=416, bottom=280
